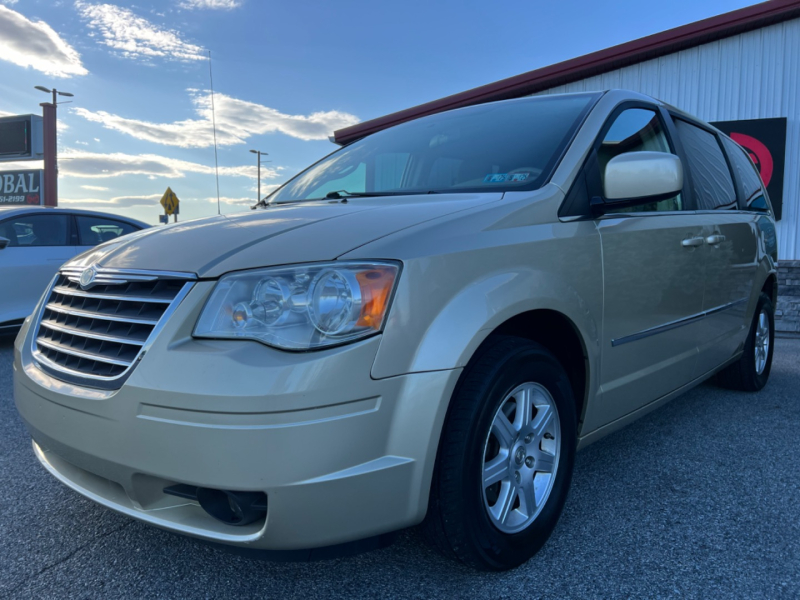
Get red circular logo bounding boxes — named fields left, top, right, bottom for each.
left=730, top=133, right=773, bottom=187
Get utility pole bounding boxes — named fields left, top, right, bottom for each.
left=35, top=86, right=73, bottom=207
left=249, top=149, right=270, bottom=204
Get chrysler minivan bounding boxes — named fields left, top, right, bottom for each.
left=13, top=90, right=777, bottom=570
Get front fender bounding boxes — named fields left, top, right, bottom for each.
left=370, top=222, right=603, bottom=381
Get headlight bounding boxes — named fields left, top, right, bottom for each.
left=194, top=261, right=400, bottom=350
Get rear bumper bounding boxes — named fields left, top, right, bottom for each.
left=13, top=290, right=460, bottom=550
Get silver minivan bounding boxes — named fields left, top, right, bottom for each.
left=13, top=90, right=777, bottom=570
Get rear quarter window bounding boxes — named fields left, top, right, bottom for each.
left=721, top=136, right=769, bottom=213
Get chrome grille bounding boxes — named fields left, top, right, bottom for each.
left=32, top=266, right=195, bottom=389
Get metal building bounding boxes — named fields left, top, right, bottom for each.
left=333, top=0, right=800, bottom=332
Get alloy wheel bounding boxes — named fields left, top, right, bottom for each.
left=754, top=308, right=770, bottom=375
left=482, top=382, right=560, bottom=534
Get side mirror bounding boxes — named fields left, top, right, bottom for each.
left=0, top=237, right=9, bottom=250
left=603, top=151, right=683, bottom=203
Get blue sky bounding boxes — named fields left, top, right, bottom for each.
left=0, top=0, right=759, bottom=224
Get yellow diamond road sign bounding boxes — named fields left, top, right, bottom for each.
left=160, top=187, right=179, bottom=215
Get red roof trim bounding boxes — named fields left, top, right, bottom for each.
left=334, top=0, right=800, bottom=144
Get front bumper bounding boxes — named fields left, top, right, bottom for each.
left=13, top=283, right=460, bottom=550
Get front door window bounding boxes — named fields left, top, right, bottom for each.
left=600, top=109, right=682, bottom=213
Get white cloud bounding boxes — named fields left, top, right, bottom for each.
left=180, top=0, right=241, bottom=9
left=76, top=2, right=205, bottom=62
left=0, top=5, right=87, bottom=77
left=206, top=185, right=280, bottom=208
left=73, top=90, right=360, bottom=147
left=206, top=196, right=254, bottom=207
left=58, top=148, right=276, bottom=180
left=1, top=1, right=20, bottom=6
left=80, top=184, right=109, bottom=191
left=60, top=193, right=161, bottom=209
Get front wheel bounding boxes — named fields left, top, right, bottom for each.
left=716, top=292, right=775, bottom=391
left=423, top=337, right=577, bottom=570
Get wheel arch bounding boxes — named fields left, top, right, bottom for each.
left=463, top=309, right=591, bottom=432
left=761, top=272, right=778, bottom=305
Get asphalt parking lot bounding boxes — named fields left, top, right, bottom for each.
left=1, top=335, right=798, bottom=599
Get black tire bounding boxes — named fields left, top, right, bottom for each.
left=716, top=292, right=775, bottom=392
left=423, top=336, right=577, bottom=571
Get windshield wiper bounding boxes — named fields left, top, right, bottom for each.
left=325, top=190, right=378, bottom=199
left=255, top=190, right=443, bottom=207
left=324, top=190, right=442, bottom=199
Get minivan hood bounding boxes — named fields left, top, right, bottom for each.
left=66, top=193, right=504, bottom=278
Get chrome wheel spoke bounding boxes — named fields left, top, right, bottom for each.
left=533, top=450, right=556, bottom=474
left=491, top=412, right=517, bottom=448
left=530, top=404, right=554, bottom=441
left=514, top=387, right=533, bottom=430
left=483, top=454, right=510, bottom=487
left=518, top=474, right=537, bottom=515
left=492, top=482, right=517, bottom=525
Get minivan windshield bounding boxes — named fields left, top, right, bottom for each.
left=268, top=93, right=599, bottom=204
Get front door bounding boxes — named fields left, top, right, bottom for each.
left=593, top=107, right=706, bottom=424
left=598, top=215, right=706, bottom=423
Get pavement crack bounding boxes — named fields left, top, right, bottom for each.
left=2, top=520, right=135, bottom=597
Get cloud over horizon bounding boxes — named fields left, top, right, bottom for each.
left=205, top=185, right=280, bottom=207
left=59, top=149, right=278, bottom=180
left=76, top=2, right=205, bottom=62
left=74, top=90, right=359, bottom=147
left=0, top=5, right=87, bottom=77
left=59, top=193, right=162, bottom=209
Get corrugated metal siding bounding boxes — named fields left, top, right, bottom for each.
left=538, top=18, right=800, bottom=260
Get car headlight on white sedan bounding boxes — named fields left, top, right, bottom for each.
left=194, top=261, right=400, bottom=350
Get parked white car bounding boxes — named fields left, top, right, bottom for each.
left=0, top=207, right=147, bottom=333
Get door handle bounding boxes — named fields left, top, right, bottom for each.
left=681, top=236, right=705, bottom=248
left=706, top=234, right=726, bottom=246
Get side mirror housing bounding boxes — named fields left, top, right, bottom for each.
left=603, top=151, right=683, bottom=204
left=0, top=236, right=9, bottom=250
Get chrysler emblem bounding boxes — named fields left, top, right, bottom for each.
left=79, top=266, right=97, bottom=289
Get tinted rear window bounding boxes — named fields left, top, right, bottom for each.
left=721, top=136, right=769, bottom=212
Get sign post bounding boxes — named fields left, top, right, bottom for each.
left=39, top=103, right=57, bottom=207
left=159, top=187, right=180, bottom=224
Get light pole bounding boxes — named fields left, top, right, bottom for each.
left=35, top=86, right=73, bottom=207
left=249, top=149, right=270, bottom=204
left=35, top=85, right=74, bottom=107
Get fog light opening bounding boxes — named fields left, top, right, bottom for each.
left=164, top=484, right=267, bottom=527
left=195, top=488, right=267, bottom=526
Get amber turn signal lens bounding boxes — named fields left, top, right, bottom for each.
left=356, top=266, right=396, bottom=329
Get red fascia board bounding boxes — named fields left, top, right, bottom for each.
left=334, top=0, right=800, bottom=144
